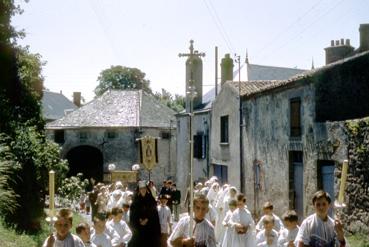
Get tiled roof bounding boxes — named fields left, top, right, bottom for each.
left=46, top=90, right=176, bottom=129
left=228, top=51, right=369, bottom=98
left=42, top=91, right=77, bottom=121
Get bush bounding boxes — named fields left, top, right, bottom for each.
left=58, top=173, right=89, bottom=208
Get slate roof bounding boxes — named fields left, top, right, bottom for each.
left=42, top=91, right=77, bottom=121
left=46, top=90, right=176, bottom=129
left=227, top=50, right=369, bottom=99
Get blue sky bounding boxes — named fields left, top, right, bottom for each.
left=12, top=0, right=369, bottom=102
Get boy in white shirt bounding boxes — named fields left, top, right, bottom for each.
left=107, top=207, right=132, bottom=246
left=157, top=194, right=172, bottom=247
left=168, top=194, right=216, bottom=247
left=256, top=215, right=279, bottom=247
left=256, top=202, right=284, bottom=233
left=295, top=190, right=346, bottom=247
left=91, top=213, right=121, bottom=247
left=278, top=210, right=299, bottom=247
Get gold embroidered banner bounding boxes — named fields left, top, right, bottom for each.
left=111, top=170, right=138, bottom=183
left=139, top=136, right=158, bottom=171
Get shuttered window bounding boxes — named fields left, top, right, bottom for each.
left=290, top=98, right=301, bottom=137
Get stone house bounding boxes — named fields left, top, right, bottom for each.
left=42, top=90, right=79, bottom=122
left=211, top=24, right=369, bottom=220
left=46, top=89, right=177, bottom=185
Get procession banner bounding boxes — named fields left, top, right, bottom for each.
left=139, top=136, right=158, bottom=171
left=111, top=170, right=138, bottom=183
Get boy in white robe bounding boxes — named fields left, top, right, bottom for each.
left=277, top=210, right=299, bottom=247
left=256, top=201, right=284, bottom=233
left=295, top=190, right=346, bottom=247
left=168, top=194, right=216, bottom=247
left=76, top=222, right=97, bottom=247
left=221, top=199, right=237, bottom=247
left=256, top=215, right=279, bottom=247
left=158, top=194, right=172, bottom=247
left=229, top=193, right=256, bottom=247
left=107, top=207, right=132, bottom=245
left=91, top=213, right=121, bottom=247
left=43, top=208, right=85, bottom=247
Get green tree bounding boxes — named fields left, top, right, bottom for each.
left=154, top=89, right=185, bottom=112
left=94, top=65, right=152, bottom=96
left=0, top=0, right=69, bottom=233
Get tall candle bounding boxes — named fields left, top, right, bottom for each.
left=338, top=160, right=348, bottom=204
left=49, top=170, right=55, bottom=217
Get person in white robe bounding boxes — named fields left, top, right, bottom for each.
left=107, top=190, right=124, bottom=211
left=168, top=194, right=216, bottom=247
left=205, top=203, right=218, bottom=227
left=214, top=184, right=230, bottom=243
left=207, top=183, right=220, bottom=207
left=256, top=215, right=279, bottom=247
left=221, top=199, right=237, bottom=247
left=229, top=193, right=256, bottom=247
left=91, top=213, right=121, bottom=247
left=277, top=210, right=299, bottom=247
left=106, top=207, right=132, bottom=245
left=256, top=201, right=284, bottom=233
left=76, top=222, right=97, bottom=247
left=295, top=191, right=346, bottom=247
left=43, top=209, right=85, bottom=247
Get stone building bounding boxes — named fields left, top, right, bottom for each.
left=211, top=24, right=369, bottom=220
left=175, top=41, right=306, bottom=196
left=46, top=89, right=177, bottom=185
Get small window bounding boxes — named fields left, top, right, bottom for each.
left=107, top=131, right=117, bottom=139
left=290, top=98, right=301, bottom=137
left=213, top=164, right=228, bottom=184
left=194, top=133, right=206, bottom=159
left=220, top=115, right=229, bottom=143
left=161, top=131, right=171, bottom=139
left=54, top=130, right=65, bottom=144
left=79, top=132, right=88, bottom=141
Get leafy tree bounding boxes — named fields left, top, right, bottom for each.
left=0, top=0, right=69, bottom=233
left=58, top=174, right=89, bottom=207
left=94, top=65, right=152, bottom=96
left=154, top=88, right=185, bottom=112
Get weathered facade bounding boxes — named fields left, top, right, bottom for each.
left=46, top=90, right=177, bottom=185
left=212, top=50, right=369, bottom=221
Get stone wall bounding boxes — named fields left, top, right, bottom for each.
left=343, top=118, right=369, bottom=234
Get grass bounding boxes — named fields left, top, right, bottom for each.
left=347, top=233, right=369, bottom=247
left=0, top=211, right=87, bottom=247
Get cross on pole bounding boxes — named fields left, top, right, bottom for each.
left=178, top=40, right=206, bottom=61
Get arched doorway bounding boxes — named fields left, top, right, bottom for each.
left=66, top=145, right=103, bottom=182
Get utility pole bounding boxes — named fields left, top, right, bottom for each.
left=235, top=54, right=245, bottom=193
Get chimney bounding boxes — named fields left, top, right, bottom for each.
left=73, top=92, right=81, bottom=107
left=220, top=54, right=234, bottom=85
left=324, top=38, right=354, bottom=65
left=359, top=23, right=369, bottom=52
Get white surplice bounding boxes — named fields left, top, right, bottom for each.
left=229, top=207, right=256, bottom=247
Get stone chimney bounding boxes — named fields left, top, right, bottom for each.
left=73, top=92, right=81, bottom=107
left=324, top=38, right=354, bottom=65
left=220, top=54, right=234, bottom=85
left=358, top=23, right=369, bottom=52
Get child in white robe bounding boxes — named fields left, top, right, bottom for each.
left=229, top=193, right=256, bottom=247
left=168, top=194, right=216, bottom=247
left=277, top=210, right=299, bottom=247
left=295, top=190, right=346, bottom=247
left=76, top=222, right=97, bottom=247
left=91, top=213, right=120, bottom=247
left=43, top=208, right=85, bottom=247
left=256, top=215, right=279, bottom=247
left=157, top=194, right=172, bottom=247
left=106, top=207, right=132, bottom=245
left=256, top=201, right=284, bottom=233
left=221, top=199, right=237, bottom=247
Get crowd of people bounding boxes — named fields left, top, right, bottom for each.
left=43, top=177, right=346, bottom=247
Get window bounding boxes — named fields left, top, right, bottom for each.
left=194, top=133, right=206, bottom=159
left=290, top=98, right=301, bottom=137
left=54, top=130, right=65, bottom=144
left=220, top=115, right=229, bottom=143
left=160, top=131, right=171, bottom=139
left=79, top=132, right=88, bottom=141
left=107, top=131, right=117, bottom=139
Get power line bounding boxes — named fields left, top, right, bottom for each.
left=202, top=0, right=235, bottom=53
